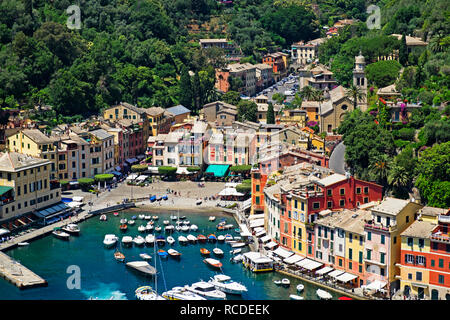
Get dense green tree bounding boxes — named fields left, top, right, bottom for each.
left=221, top=91, right=241, bottom=106
left=266, top=102, right=275, bottom=124
left=365, top=60, right=402, bottom=88
left=179, top=66, right=193, bottom=110
left=237, top=100, right=258, bottom=122
left=399, top=33, right=408, bottom=66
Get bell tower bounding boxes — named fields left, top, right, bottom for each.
left=353, top=51, right=368, bottom=111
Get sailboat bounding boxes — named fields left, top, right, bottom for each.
left=114, top=241, right=125, bottom=262
left=135, top=240, right=165, bottom=300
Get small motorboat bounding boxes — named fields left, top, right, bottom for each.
left=119, top=224, right=128, bottom=231
left=230, top=248, right=241, bottom=255
left=144, top=215, right=151, bottom=220
left=99, top=214, right=107, bottom=221
left=155, top=236, right=166, bottom=246
left=139, top=253, right=152, bottom=260
left=208, top=234, right=217, bottom=242
left=145, top=234, right=155, bottom=245
left=317, top=289, right=332, bottom=300
left=200, top=248, right=210, bottom=256
left=17, top=242, right=29, bottom=247
left=213, top=248, right=224, bottom=256
left=296, top=284, right=304, bottom=292
left=135, top=286, right=164, bottom=300
left=197, top=234, right=207, bottom=243
left=208, top=216, right=216, bottom=222
left=209, top=274, right=247, bottom=295
left=163, top=220, right=170, bottom=225
left=204, top=258, right=222, bottom=269
left=121, top=236, right=133, bottom=246
left=184, top=281, right=226, bottom=300
left=152, top=215, right=159, bottom=220
left=179, top=216, right=186, bottom=220
left=167, top=236, right=175, bottom=245
left=133, top=236, right=145, bottom=246
left=223, top=224, right=234, bottom=230
left=274, top=280, right=282, bottom=286
left=189, top=224, right=198, bottom=231
left=158, top=249, right=169, bottom=258
left=224, top=234, right=233, bottom=242
left=217, top=235, right=225, bottom=242
left=175, top=225, right=182, bottom=231
left=186, top=234, right=197, bottom=243
left=231, top=242, right=246, bottom=248
left=114, top=251, right=125, bottom=262
left=113, top=212, right=119, bottom=216
left=290, top=294, right=304, bottom=300
left=128, top=220, right=135, bottom=225
left=138, top=225, right=146, bottom=232
left=231, top=254, right=243, bottom=263
left=183, top=220, right=190, bottom=225
left=178, top=235, right=188, bottom=245
left=170, top=215, right=178, bottom=221
left=165, top=225, right=174, bottom=233
left=155, top=226, right=162, bottom=232
left=52, top=228, right=70, bottom=240
left=281, top=278, right=290, bottom=287
left=181, top=225, right=189, bottom=232
left=146, top=224, right=154, bottom=232
left=120, top=218, right=127, bottom=224
left=138, top=214, right=145, bottom=220
left=127, top=262, right=157, bottom=276
left=103, top=234, right=118, bottom=248
left=168, top=248, right=181, bottom=258
left=62, top=223, right=80, bottom=235
left=131, top=215, right=137, bottom=220
left=162, top=287, right=206, bottom=300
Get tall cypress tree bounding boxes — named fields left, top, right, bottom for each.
left=266, top=102, right=275, bottom=124
left=179, top=66, right=193, bottom=110
left=399, top=33, right=408, bottom=66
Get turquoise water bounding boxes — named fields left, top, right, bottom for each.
left=0, top=210, right=342, bottom=300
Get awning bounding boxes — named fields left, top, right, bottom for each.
left=219, top=187, right=244, bottom=196
left=283, top=254, right=304, bottom=265
left=295, top=258, right=314, bottom=268
left=126, top=158, right=138, bottom=164
left=239, top=224, right=252, bottom=237
left=316, top=266, right=334, bottom=275
left=255, top=229, right=266, bottom=237
left=111, top=171, right=122, bottom=177
left=365, top=280, right=387, bottom=291
left=136, top=175, right=148, bottom=181
left=148, top=167, right=159, bottom=174
left=248, top=213, right=265, bottom=221
left=319, top=209, right=332, bottom=217
left=264, top=241, right=278, bottom=249
left=328, top=270, right=345, bottom=279
left=0, top=228, right=10, bottom=236
left=205, top=164, right=230, bottom=177
left=273, top=247, right=294, bottom=259
left=260, top=235, right=272, bottom=243
left=249, top=219, right=265, bottom=228
left=34, top=202, right=70, bottom=219
left=303, top=260, right=323, bottom=271
left=0, top=186, right=13, bottom=196
left=412, top=282, right=428, bottom=288
left=336, top=272, right=358, bottom=283
left=176, top=167, right=191, bottom=175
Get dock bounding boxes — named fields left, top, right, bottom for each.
left=0, top=251, right=47, bottom=289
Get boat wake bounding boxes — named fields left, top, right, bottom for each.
left=81, top=283, right=128, bottom=300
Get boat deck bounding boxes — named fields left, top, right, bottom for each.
left=0, top=252, right=47, bottom=289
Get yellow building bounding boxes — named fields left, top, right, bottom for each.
left=6, top=129, right=58, bottom=180
left=0, top=152, right=61, bottom=222
left=278, top=109, right=307, bottom=128
left=290, top=194, right=308, bottom=257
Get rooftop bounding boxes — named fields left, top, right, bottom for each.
left=0, top=152, right=51, bottom=172
left=166, top=105, right=190, bottom=116
left=21, top=129, right=54, bottom=144
left=371, top=197, right=411, bottom=216
left=89, top=129, right=113, bottom=140
left=401, top=220, right=437, bottom=239
left=316, top=173, right=348, bottom=187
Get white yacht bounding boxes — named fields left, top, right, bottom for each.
left=135, top=286, right=165, bottom=300
left=170, top=215, right=178, bottom=221
left=186, top=234, right=197, bottom=243
left=146, top=224, right=154, bottom=232
left=185, top=281, right=226, bottom=300
left=165, top=225, right=174, bottom=232
left=213, top=248, right=224, bottom=256
left=103, top=234, right=118, bottom=248
left=209, top=274, right=248, bottom=295
left=62, top=223, right=80, bottom=235
left=120, top=218, right=127, bottom=224
left=217, top=235, right=225, bottom=242
left=178, top=235, right=188, bottom=245
left=208, top=216, right=216, bottom=222
left=145, top=234, right=155, bottom=245
left=162, top=287, right=206, bottom=300
left=189, top=224, right=198, bottom=231
left=181, top=225, right=189, bottom=232
left=163, top=220, right=170, bottom=225
left=133, top=236, right=145, bottom=246
left=52, top=228, right=70, bottom=240
left=183, top=220, right=190, bottom=225
left=175, top=225, right=182, bottom=231
left=138, top=214, right=145, bottom=220
left=121, top=236, right=133, bottom=246
left=128, top=220, right=135, bottom=225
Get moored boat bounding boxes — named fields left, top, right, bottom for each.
left=166, top=236, right=175, bottom=245
left=167, top=248, right=181, bottom=258
left=145, top=234, right=155, bottom=245
left=162, top=287, right=206, bottom=300
left=121, top=236, right=133, bottom=246
left=119, top=224, right=128, bottom=231
left=281, top=278, right=290, bottom=287
left=128, top=220, right=135, bottom=225
left=204, top=258, right=223, bottom=269
left=52, top=228, right=70, bottom=240
left=170, top=215, right=178, bottom=221
left=146, top=224, right=154, bottom=232
left=155, top=236, right=166, bottom=246
left=317, top=289, right=332, bottom=300
left=157, top=249, right=169, bottom=258
left=297, top=284, right=304, bottom=292
left=99, top=214, right=107, bottom=221
left=135, top=286, right=165, bottom=300
left=213, top=248, right=224, bottom=256
left=181, top=225, right=189, bottom=232
left=114, top=251, right=125, bottom=262
left=139, top=253, right=152, bottom=260
left=197, top=234, right=207, bottom=243
left=231, top=242, right=246, bottom=248
left=62, top=223, right=80, bottom=235
left=103, top=234, right=118, bottom=248
left=208, top=216, right=216, bottom=222
left=164, top=225, right=174, bottom=233
left=186, top=234, right=197, bottom=243
left=184, top=281, right=226, bottom=300
left=126, top=261, right=157, bottom=276
left=17, top=242, right=29, bottom=247
left=178, top=235, right=188, bottom=245
left=120, top=218, right=127, bottom=224
left=209, top=274, right=247, bottom=295
left=200, top=248, right=210, bottom=256
left=290, top=294, right=304, bottom=300
left=230, top=248, right=241, bottom=255
left=217, top=235, right=225, bottom=242
left=154, top=226, right=162, bottom=232
left=163, top=220, right=170, bottom=225
left=152, top=215, right=159, bottom=220
left=208, top=234, right=217, bottom=242
left=231, top=254, right=243, bottom=263
left=189, top=224, right=198, bottom=231
left=138, top=225, right=146, bottom=232
left=133, top=236, right=145, bottom=246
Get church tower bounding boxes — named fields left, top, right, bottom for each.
left=353, top=51, right=368, bottom=111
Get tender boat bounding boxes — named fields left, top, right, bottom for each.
left=208, top=234, right=217, bottom=242
left=120, top=218, right=127, bottom=224
left=224, top=234, right=233, bottom=242
left=181, top=225, right=189, bottom=232
left=178, top=236, right=188, bottom=245
left=133, top=236, right=145, bottom=246
left=281, top=278, right=290, bottom=287
left=155, top=236, right=166, bottom=246
left=99, top=214, right=107, bottom=221
left=230, top=248, right=241, bottom=255
left=157, top=249, right=169, bottom=258
left=164, top=225, right=174, bottom=233
left=131, top=215, right=137, bottom=220
left=197, top=234, right=207, bottom=243
left=145, top=234, right=155, bottom=245
left=185, top=281, right=226, bottom=300
left=167, top=236, right=175, bottom=245
left=179, top=216, right=186, bottom=220
left=213, top=248, right=224, bottom=256
left=208, top=216, right=216, bottom=222
left=231, top=242, right=246, bottom=248
left=135, top=286, right=165, bottom=300
left=175, top=225, right=182, bottom=231
left=209, top=274, right=248, bottom=295
left=52, top=228, right=70, bottom=240
left=189, top=224, right=198, bottom=231
left=103, top=234, right=118, bottom=248
left=139, top=253, right=152, bottom=260
left=200, top=248, right=210, bottom=256
left=138, top=225, right=146, bottom=232
left=154, top=226, right=162, bottom=232
left=217, top=235, right=225, bottom=242
left=204, top=258, right=223, bottom=269
left=62, top=223, right=80, bottom=235
left=297, top=284, right=304, bottom=292
left=231, top=254, right=243, bottom=263
left=113, top=212, right=119, bottom=216
left=162, top=287, right=206, bottom=300
left=167, top=248, right=181, bottom=258
left=119, top=224, right=128, bottom=231
left=114, top=251, right=125, bottom=262
left=121, top=236, right=133, bottom=246
left=317, top=289, right=332, bottom=300
left=163, top=220, right=170, bottom=225
left=186, top=234, right=197, bottom=243
left=128, top=220, right=135, bottom=225
left=18, top=242, right=29, bottom=247
left=290, top=294, right=304, bottom=300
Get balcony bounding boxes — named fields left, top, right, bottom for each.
left=430, top=233, right=450, bottom=244
left=364, top=258, right=386, bottom=267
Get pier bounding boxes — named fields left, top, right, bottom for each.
left=0, top=252, right=47, bottom=289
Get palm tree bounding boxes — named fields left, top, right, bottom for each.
left=388, top=165, right=410, bottom=188
left=369, top=154, right=391, bottom=187
left=345, top=84, right=366, bottom=109
left=298, top=86, right=317, bottom=101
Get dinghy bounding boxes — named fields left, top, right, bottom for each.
left=197, top=234, right=207, bottom=243
left=317, top=289, right=332, bottom=300
left=157, top=249, right=168, bottom=258
left=290, top=294, right=304, bottom=300
left=296, top=284, right=304, bottom=292
left=281, top=278, right=290, bottom=287
left=167, top=248, right=181, bottom=258
left=204, top=258, right=223, bottom=269
left=189, top=224, right=198, bottom=231
left=128, top=220, right=135, bottom=225
left=213, top=248, right=224, bottom=256
left=178, top=235, right=188, bottom=245
left=139, top=253, right=152, bottom=260
left=200, top=248, right=210, bottom=256
left=186, top=234, right=197, bottom=243
left=166, top=236, right=175, bottom=245
left=208, top=216, right=216, bottom=222
left=100, top=214, right=107, bottom=221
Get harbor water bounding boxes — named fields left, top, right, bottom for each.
left=0, top=210, right=342, bottom=300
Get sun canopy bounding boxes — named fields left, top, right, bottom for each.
left=302, top=260, right=323, bottom=271
left=126, top=173, right=139, bottom=180
left=205, top=164, right=230, bottom=177
left=0, top=228, right=10, bottom=236
left=283, top=254, right=304, bottom=265
left=72, top=196, right=84, bottom=202
left=249, top=219, right=265, bottom=228
left=328, top=270, right=345, bottom=279
left=239, top=223, right=252, bottom=237
left=219, top=187, right=244, bottom=196
left=255, top=229, right=266, bottom=237
left=136, top=175, right=148, bottom=181
left=0, top=186, right=13, bottom=196
left=273, top=247, right=294, bottom=259
left=260, top=235, right=272, bottom=243
left=295, top=258, right=314, bottom=268
left=316, top=266, right=334, bottom=275
left=264, top=241, right=278, bottom=249
left=248, top=213, right=265, bottom=221
left=336, top=272, right=358, bottom=283
left=365, top=280, right=387, bottom=291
